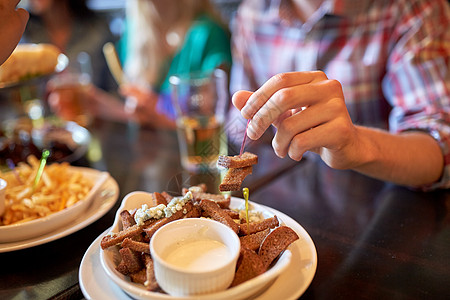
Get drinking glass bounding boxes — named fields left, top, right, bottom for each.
left=47, top=52, right=93, bottom=127
left=170, top=69, right=229, bottom=172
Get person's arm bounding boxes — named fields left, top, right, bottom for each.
left=232, top=70, right=444, bottom=187
left=378, top=0, right=450, bottom=188
left=232, top=0, right=450, bottom=189
left=119, top=84, right=176, bottom=129
left=0, top=0, right=28, bottom=65
left=350, top=126, right=443, bottom=186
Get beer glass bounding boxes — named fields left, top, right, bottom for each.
left=170, top=69, right=229, bottom=172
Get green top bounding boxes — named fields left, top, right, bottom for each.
left=159, top=14, right=232, bottom=92
left=118, top=14, right=232, bottom=118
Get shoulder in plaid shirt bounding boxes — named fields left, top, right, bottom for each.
left=228, top=0, right=450, bottom=189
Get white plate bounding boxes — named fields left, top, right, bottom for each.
left=0, top=167, right=109, bottom=243
left=80, top=201, right=317, bottom=300
left=0, top=168, right=119, bottom=252
left=100, top=194, right=293, bottom=300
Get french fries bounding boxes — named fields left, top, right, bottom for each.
left=0, top=155, right=93, bottom=226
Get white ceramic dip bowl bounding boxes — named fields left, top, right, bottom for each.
left=150, top=218, right=240, bottom=297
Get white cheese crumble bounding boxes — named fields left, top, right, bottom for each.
left=188, top=186, right=203, bottom=193
left=234, top=202, right=265, bottom=223
left=164, top=191, right=193, bottom=218
left=134, top=191, right=193, bottom=225
left=244, top=210, right=265, bottom=223
left=134, top=204, right=166, bottom=226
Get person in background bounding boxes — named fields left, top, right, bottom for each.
left=0, top=0, right=29, bottom=66
left=78, top=0, right=232, bottom=128
left=21, top=0, right=116, bottom=91
left=228, top=0, right=450, bottom=190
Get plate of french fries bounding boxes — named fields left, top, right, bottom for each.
left=0, top=155, right=109, bottom=243
left=94, top=185, right=317, bottom=300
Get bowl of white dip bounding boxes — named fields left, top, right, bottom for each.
left=150, top=218, right=240, bottom=297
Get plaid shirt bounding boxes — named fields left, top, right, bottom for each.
left=228, top=0, right=450, bottom=189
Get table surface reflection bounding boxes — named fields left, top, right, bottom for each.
left=0, top=120, right=449, bottom=300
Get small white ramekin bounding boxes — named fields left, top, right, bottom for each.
left=150, top=218, right=240, bottom=297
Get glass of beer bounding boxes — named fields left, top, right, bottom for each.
left=47, top=52, right=93, bottom=127
left=170, top=69, right=228, bottom=172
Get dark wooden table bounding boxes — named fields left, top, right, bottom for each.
left=0, top=120, right=449, bottom=299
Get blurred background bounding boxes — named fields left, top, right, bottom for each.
left=19, top=0, right=242, bottom=37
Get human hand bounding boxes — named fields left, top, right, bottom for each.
left=119, top=84, right=161, bottom=124
left=49, top=82, right=137, bottom=124
left=0, top=0, right=29, bottom=65
left=232, top=71, right=361, bottom=170
left=120, top=84, right=158, bottom=112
